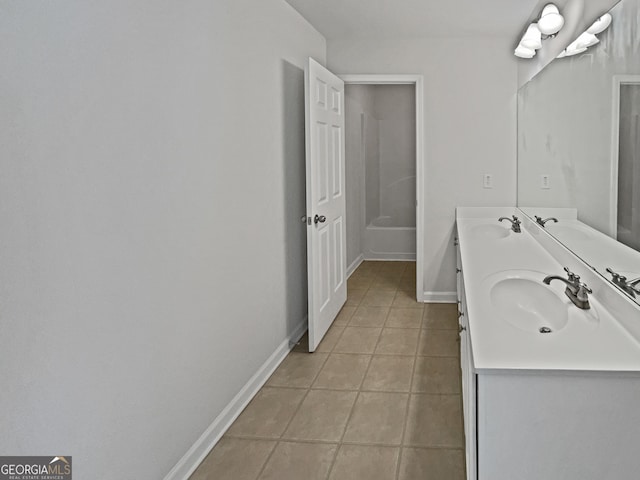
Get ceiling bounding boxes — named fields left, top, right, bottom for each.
left=284, top=0, right=541, bottom=39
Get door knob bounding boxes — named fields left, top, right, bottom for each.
left=314, top=215, right=326, bottom=224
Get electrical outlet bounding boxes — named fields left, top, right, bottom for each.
left=483, top=173, right=493, bottom=189
left=541, top=174, right=551, bottom=189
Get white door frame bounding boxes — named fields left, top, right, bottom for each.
left=340, top=74, right=425, bottom=302
left=610, top=74, right=640, bottom=238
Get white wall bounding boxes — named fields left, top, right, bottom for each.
left=344, top=85, right=376, bottom=268
left=328, top=38, right=518, bottom=298
left=375, top=85, right=416, bottom=228
left=0, top=1, right=325, bottom=479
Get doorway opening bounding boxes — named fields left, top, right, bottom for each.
left=341, top=75, right=424, bottom=302
left=611, top=75, right=640, bottom=248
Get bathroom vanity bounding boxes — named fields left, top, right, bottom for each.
left=456, top=207, right=640, bottom=480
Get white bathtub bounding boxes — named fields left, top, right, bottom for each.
left=364, top=216, right=416, bottom=260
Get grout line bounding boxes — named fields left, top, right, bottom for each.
left=395, top=311, right=421, bottom=480
left=324, top=291, right=385, bottom=480
left=253, top=348, right=332, bottom=480
left=224, top=433, right=465, bottom=451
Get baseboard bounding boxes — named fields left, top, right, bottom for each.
left=347, top=255, right=364, bottom=278
left=364, top=253, right=416, bottom=261
left=422, top=291, right=457, bottom=303
left=163, top=319, right=308, bottom=480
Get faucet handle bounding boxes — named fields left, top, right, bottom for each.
left=563, top=267, right=579, bottom=282
left=606, top=267, right=627, bottom=283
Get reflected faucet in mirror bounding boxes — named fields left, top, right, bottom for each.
left=606, top=268, right=640, bottom=298
left=535, top=215, right=558, bottom=227
left=499, top=215, right=522, bottom=233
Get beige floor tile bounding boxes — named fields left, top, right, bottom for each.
left=348, top=276, right=373, bottom=290
left=400, top=269, right=416, bottom=281
left=375, top=328, right=419, bottom=355
left=385, top=308, right=423, bottom=329
left=316, top=325, right=345, bottom=353
left=266, top=352, right=328, bottom=388
left=291, top=332, right=309, bottom=353
left=313, top=354, right=371, bottom=390
left=361, top=289, right=396, bottom=307
left=398, top=282, right=416, bottom=295
left=349, top=306, right=389, bottom=327
left=392, top=289, right=422, bottom=308
left=334, top=306, right=356, bottom=326
left=345, top=288, right=367, bottom=307
left=423, top=303, right=459, bottom=330
left=417, top=330, right=459, bottom=357
left=283, top=390, right=357, bottom=442
left=189, top=437, right=275, bottom=480
left=227, top=387, right=306, bottom=438
left=342, top=392, right=409, bottom=445
left=333, top=327, right=382, bottom=354
left=259, top=442, right=337, bottom=480
left=370, top=275, right=401, bottom=290
left=404, top=394, right=464, bottom=448
left=412, top=356, right=461, bottom=394
left=328, top=445, right=399, bottom=480
left=398, top=448, right=465, bottom=480
left=362, top=356, right=414, bottom=392
left=379, top=262, right=407, bottom=274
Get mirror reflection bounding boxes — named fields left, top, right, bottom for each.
left=517, top=0, right=640, bottom=303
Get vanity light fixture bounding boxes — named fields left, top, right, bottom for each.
left=557, top=12, right=612, bottom=59
left=587, top=13, right=612, bottom=35
left=538, top=4, right=565, bottom=36
left=514, top=4, right=564, bottom=59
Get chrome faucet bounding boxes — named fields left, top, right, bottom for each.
left=498, top=215, right=521, bottom=233
left=535, top=215, right=559, bottom=227
left=543, top=267, right=592, bottom=309
left=606, top=268, right=640, bottom=298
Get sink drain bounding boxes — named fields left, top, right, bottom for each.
left=539, top=326, right=552, bottom=334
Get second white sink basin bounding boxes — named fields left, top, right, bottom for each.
left=471, top=224, right=511, bottom=240
left=545, top=224, right=591, bottom=242
left=485, top=270, right=569, bottom=333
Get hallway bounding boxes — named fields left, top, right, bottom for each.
left=190, top=261, right=465, bottom=480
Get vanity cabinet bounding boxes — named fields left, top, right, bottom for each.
left=455, top=225, right=640, bottom=480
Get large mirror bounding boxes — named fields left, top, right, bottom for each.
left=517, top=0, right=640, bottom=303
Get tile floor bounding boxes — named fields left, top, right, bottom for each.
left=190, top=261, right=465, bottom=480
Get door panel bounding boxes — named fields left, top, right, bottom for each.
left=305, top=58, right=347, bottom=352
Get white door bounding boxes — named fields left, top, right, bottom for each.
left=305, top=58, right=347, bottom=352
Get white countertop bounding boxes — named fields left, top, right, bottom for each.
left=456, top=207, right=640, bottom=373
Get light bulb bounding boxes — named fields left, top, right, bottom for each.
left=514, top=45, right=536, bottom=59
left=538, top=4, right=565, bottom=35
left=587, top=13, right=612, bottom=35
left=565, top=41, right=587, bottom=56
left=575, top=32, right=600, bottom=49
left=521, top=24, right=542, bottom=50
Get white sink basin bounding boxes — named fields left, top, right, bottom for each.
left=485, top=270, right=569, bottom=333
left=546, top=224, right=591, bottom=241
left=472, top=224, right=510, bottom=240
